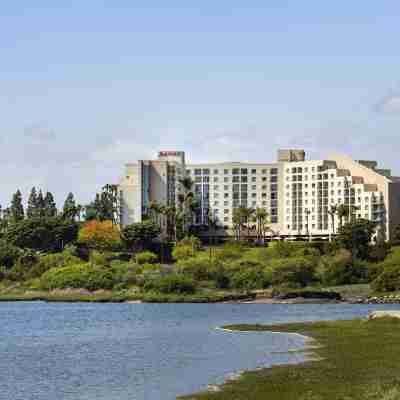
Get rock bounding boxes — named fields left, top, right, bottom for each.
left=368, top=311, right=400, bottom=320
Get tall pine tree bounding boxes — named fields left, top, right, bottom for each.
left=44, top=192, right=57, bottom=217
left=10, top=190, right=24, bottom=223
left=37, top=189, right=46, bottom=218
left=26, top=187, right=38, bottom=219
left=63, top=192, right=77, bottom=220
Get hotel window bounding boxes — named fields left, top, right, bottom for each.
left=241, top=176, right=248, bottom=183
left=224, top=193, right=229, bottom=198
left=271, top=168, right=278, bottom=175
left=213, top=169, right=219, bottom=174
left=194, top=169, right=202, bottom=175
left=224, top=209, right=229, bottom=214
left=232, top=176, right=240, bottom=183
left=252, top=185, right=256, bottom=190
left=252, top=201, right=257, bottom=206
left=214, top=185, right=219, bottom=191
left=262, top=177, right=267, bottom=182
left=251, top=193, right=256, bottom=198
left=224, top=201, right=228, bottom=206
left=251, top=169, right=257, bottom=174
left=214, top=201, right=219, bottom=206
left=224, top=185, right=229, bottom=190
left=241, top=168, right=248, bottom=174
left=214, top=177, right=218, bottom=182
left=203, top=176, right=210, bottom=182
left=232, top=168, right=240, bottom=175
left=224, top=169, right=229, bottom=174
left=224, top=217, right=229, bottom=222
left=251, top=177, right=256, bottom=182
left=262, top=169, right=267, bottom=174
left=262, top=201, right=267, bottom=206
left=214, top=193, right=219, bottom=198
left=203, top=169, right=210, bottom=175
left=271, top=175, right=278, bottom=183
left=224, top=177, right=229, bottom=182
left=195, top=177, right=201, bottom=183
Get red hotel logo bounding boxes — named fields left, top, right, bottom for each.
left=158, top=151, right=182, bottom=157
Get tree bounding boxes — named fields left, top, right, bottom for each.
left=337, top=219, right=377, bottom=260
left=121, top=220, right=160, bottom=251
left=63, top=192, right=78, bottom=220
left=36, top=189, right=46, bottom=218
left=177, top=177, right=195, bottom=235
left=84, top=184, right=120, bottom=225
left=392, top=224, right=400, bottom=246
left=253, top=207, right=269, bottom=242
left=78, top=220, right=121, bottom=251
left=337, top=204, right=349, bottom=229
left=10, top=190, right=24, bottom=223
left=5, top=217, right=79, bottom=252
left=328, top=204, right=338, bottom=242
left=26, top=187, right=38, bottom=219
left=44, top=192, right=57, bottom=217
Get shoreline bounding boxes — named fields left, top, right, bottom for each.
left=179, top=317, right=400, bottom=400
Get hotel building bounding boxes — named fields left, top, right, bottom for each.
left=118, top=150, right=400, bottom=241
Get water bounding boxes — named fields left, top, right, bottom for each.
left=1, top=302, right=400, bottom=400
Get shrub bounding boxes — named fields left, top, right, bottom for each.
left=40, top=264, right=115, bottom=291
left=214, top=241, right=246, bottom=262
left=372, top=266, right=400, bottom=292
left=270, top=257, right=316, bottom=288
left=89, top=251, right=109, bottom=267
left=176, top=256, right=211, bottom=281
left=316, top=249, right=354, bottom=286
left=78, top=220, right=121, bottom=251
left=172, top=236, right=201, bottom=261
left=143, top=273, right=196, bottom=294
left=0, top=240, right=22, bottom=269
left=135, top=251, right=158, bottom=265
left=24, top=251, right=83, bottom=280
left=230, top=268, right=269, bottom=290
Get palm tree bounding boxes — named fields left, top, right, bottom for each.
left=232, top=208, right=244, bottom=241
left=337, top=204, right=349, bottom=230
left=253, top=207, right=269, bottom=243
left=328, top=204, right=338, bottom=241
left=177, top=177, right=195, bottom=235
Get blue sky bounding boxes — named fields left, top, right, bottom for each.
left=1, top=1, right=400, bottom=207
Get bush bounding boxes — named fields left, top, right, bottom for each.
left=172, top=236, right=201, bottom=261
left=135, top=251, right=158, bottom=265
left=0, top=240, right=22, bottom=269
left=316, top=249, right=354, bottom=286
left=372, top=266, right=400, bottom=292
left=24, top=251, right=83, bottom=280
left=270, top=257, right=316, bottom=288
left=230, top=268, right=269, bottom=290
left=143, top=273, right=196, bottom=294
left=78, top=220, right=121, bottom=251
left=176, top=256, right=211, bottom=281
left=214, top=241, right=246, bottom=262
left=40, top=264, right=115, bottom=291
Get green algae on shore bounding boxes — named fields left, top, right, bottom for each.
left=180, top=317, right=400, bottom=400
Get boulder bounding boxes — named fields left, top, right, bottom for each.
left=368, top=311, right=400, bottom=320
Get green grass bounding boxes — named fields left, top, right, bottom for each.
left=180, top=318, right=400, bottom=400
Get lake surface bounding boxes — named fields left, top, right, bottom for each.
left=1, top=302, right=400, bottom=400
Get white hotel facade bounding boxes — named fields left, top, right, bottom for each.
left=118, top=150, right=400, bottom=241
